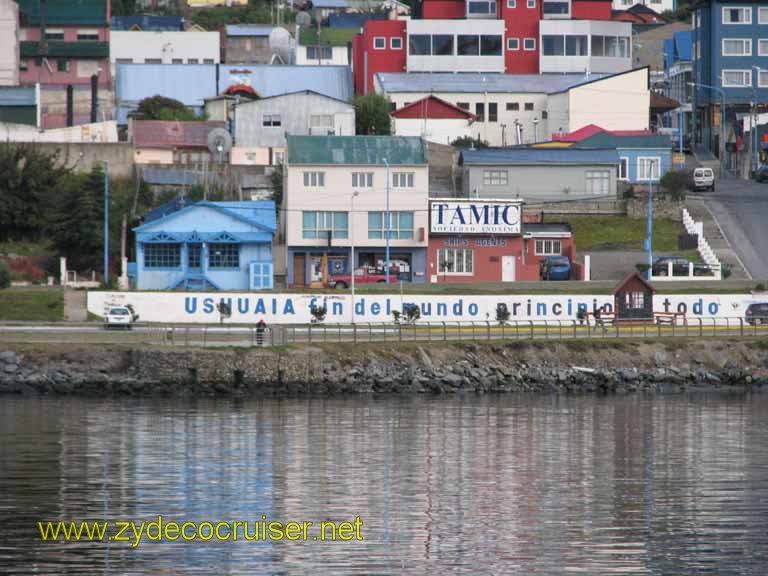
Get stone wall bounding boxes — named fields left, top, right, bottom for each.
left=34, top=142, right=134, bottom=178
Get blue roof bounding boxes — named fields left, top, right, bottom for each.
left=225, top=24, right=279, bottom=37
left=573, top=132, right=673, bottom=149
left=0, top=86, right=36, bottom=106
left=376, top=72, right=610, bottom=94
left=329, top=12, right=386, bottom=28
left=135, top=200, right=277, bottom=235
left=142, top=196, right=192, bottom=224
left=111, top=16, right=184, bottom=31
left=664, top=38, right=674, bottom=69
left=218, top=65, right=353, bottom=101
left=460, top=147, right=620, bottom=166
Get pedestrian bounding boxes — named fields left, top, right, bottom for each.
left=576, top=307, right=586, bottom=326
left=593, top=307, right=602, bottom=332
left=256, top=319, right=266, bottom=347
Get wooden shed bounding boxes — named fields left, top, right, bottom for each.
left=613, top=272, right=655, bottom=322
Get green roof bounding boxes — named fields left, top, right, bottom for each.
left=18, top=0, right=108, bottom=26
left=21, top=41, right=109, bottom=58
left=287, top=136, right=427, bottom=166
left=299, top=27, right=359, bottom=46
left=574, top=132, right=673, bottom=149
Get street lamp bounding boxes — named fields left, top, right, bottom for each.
left=350, top=191, right=359, bottom=323
left=688, top=81, right=726, bottom=177
left=103, top=160, right=109, bottom=286
left=383, top=157, right=391, bottom=284
left=532, top=117, right=539, bottom=144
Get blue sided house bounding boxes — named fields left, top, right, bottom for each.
left=133, top=200, right=276, bottom=291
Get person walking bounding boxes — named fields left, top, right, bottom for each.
left=256, top=319, right=266, bottom=347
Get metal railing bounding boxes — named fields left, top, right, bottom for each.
left=1, top=317, right=766, bottom=348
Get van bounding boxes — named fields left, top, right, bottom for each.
left=690, top=167, right=715, bottom=192
left=745, top=302, right=768, bottom=325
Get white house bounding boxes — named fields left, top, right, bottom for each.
left=295, top=25, right=356, bottom=66
left=390, top=96, right=475, bottom=145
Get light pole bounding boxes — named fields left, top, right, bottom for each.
left=532, top=117, right=539, bottom=144
left=752, top=65, right=762, bottom=173
left=688, top=81, right=726, bottom=177
left=383, top=157, right=391, bottom=284
left=645, top=161, right=655, bottom=281
left=350, top=191, right=359, bottom=323
left=103, top=161, right=109, bottom=286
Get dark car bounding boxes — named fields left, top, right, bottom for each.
left=540, top=256, right=572, bottom=281
left=753, top=165, right=768, bottom=183
left=652, top=256, right=711, bottom=277
left=745, top=302, right=768, bottom=325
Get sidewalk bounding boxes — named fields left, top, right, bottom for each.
left=63, top=289, right=88, bottom=321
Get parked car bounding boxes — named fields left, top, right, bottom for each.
left=651, top=256, right=711, bottom=277
left=745, top=302, right=768, bottom=325
left=540, top=256, right=572, bottom=281
left=104, top=305, right=138, bottom=329
left=689, top=167, right=715, bottom=192
left=753, top=165, right=768, bottom=183
left=328, top=267, right=399, bottom=289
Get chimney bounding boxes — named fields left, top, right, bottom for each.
left=66, top=84, right=73, bottom=127
left=90, top=74, right=98, bottom=123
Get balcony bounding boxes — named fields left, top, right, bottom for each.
left=407, top=19, right=505, bottom=73
left=539, top=20, right=631, bottom=75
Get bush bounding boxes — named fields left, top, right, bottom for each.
left=0, top=261, right=10, bottom=289
left=660, top=170, right=689, bottom=201
left=756, top=283, right=766, bottom=291
left=451, top=135, right=489, bottom=149
left=1, top=256, right=47, bottom=283
left=635, top=263, right=650, bottom=275
left=721, top=264, right=732, bottom=279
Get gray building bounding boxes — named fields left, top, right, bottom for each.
left=460, top=148, right=620, bottom=203
left=224, top=25, right=292, bottom=65
left=234, top=90, right=355, bottom=149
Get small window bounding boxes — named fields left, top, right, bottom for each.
left=187, top=58, right=199, bottom=64
left=263, top=114, right=282, bottom=127
left=618, top=157, right=628, bottom=180
left=392, top=172, right=415, bottom=188
left=475, top=102, right=485, bottom=122
left=144, top=58, right=162, bottom=64
left=203, top=58, right=215, bottom=64
left=527, top=0, right=535, bottom=7
left=374, top=37, right=386, bottom=50
left=721, top=69, right=751, bottom=87
left=57, top=59, right=70, bottom=72
left=488, top=102, right=498, bottom=122
left=722, top=38, right=752, bottom=56
left=524, top=102, right=534, bottom=111
left=208, top=243, right=240, bottom=268
left=144, top=244, right=181, bottom=268
left=44, top=29, right=64, bottom=40
left=483, top=169, right=508, bottom=185
left=759, top=69, right=768, bottom=88
left=116, top=58, right=133, bottom=64
left=457, top=102, right=470, bottom=110
left=507, top=102, right=519, bottom=111
left=437, top=249, right=474, bottom=275
left=303, top=171, right=325, bottom=187
left=626, top=291, right=645, bottom=309
left=760, top=7, right=768, bottom=24
left=507, top=0, right=516, bottom=6
left=409, top=34, right=431, bottom=56
left=759, top=39, right=768, bottom=56
left=391, top=37, right=403, bottom=50
left=352, top=172, right=374, bottom=188
left=542, top=110, right=548, bottom=119
left=172, top=58, right=183, bottom=64
left=637, top=157, right=661, bottom=180
left=722, top=6, right=752, bottom=24
left=507, top=38, right=519, bottom=51
left=77, top=29, right=99, bottom=40
left=524, top=38, right=536, bottom=51
left=535, top=239, right=562, bottom=256
left=19, top=60, right=28, bottom=71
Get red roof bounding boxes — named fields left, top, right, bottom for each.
left=390, top=96, right=476, bottom=121
left=553, top=124, right=655, bottom=142
left=133, top=121, right=227, bottom=149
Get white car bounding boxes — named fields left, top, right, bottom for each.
left=690, top=167, right=715, bottom=192
left=104, top=306, right=137, bottom=330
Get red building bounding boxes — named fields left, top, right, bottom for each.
left=427, top=200, right=577, bottom=283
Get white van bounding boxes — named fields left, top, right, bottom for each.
left=690, top=167, right=715, bottom=192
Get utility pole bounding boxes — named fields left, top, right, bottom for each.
left=103, top=161, right=109, bottom=286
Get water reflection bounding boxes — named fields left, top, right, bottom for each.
left=0, top=393, right=767, bottom=574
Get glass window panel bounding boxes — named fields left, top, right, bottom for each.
left=591, top=35, right=604, bottom=57
left=209, top=243, right=239, bottom=268
left=566, top=35, right=587, bottom=56
left=543, top=35, right=564, bottom=56
left=432, top=35, right=454, bottom=56
left=480, top=35, right=502, bottom=56
left=409, top=35, right=431, bottom=55
left=457, top=35, right=480, bottom=56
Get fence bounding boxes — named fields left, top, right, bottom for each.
left=1, top=317, right=766, bottom=348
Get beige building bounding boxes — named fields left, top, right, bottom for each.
left=0, top=0, right=19, bottom=86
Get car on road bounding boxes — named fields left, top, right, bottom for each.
left=104, top=306, right=138, bottom=329
left=540, top=256, right=572, bottom=281
left=328, top=267, right=399, bottom=289
left=745, top=302, right=768, bottom=325
left=689, top=167, right=715, bottom=192
left=752, top=165, right=768, bottom=183
left=651, top=256, right=711, bottom=277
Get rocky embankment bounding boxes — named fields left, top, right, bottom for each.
left=1, top=340, right=767, bottom=397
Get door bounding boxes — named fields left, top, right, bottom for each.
left=293, top=254, right=306, bottom=287
left=502, top=255, right=515, bottom=282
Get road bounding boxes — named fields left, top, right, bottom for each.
left=704, top=179, right=768, bottom=281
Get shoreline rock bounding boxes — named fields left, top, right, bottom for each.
left=1, top=340, right=767, bottom=397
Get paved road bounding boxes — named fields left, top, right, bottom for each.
left=704, top=179, right=768, bottom=281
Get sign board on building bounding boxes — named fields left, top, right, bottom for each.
left=430, top=200, right=522, bottom=235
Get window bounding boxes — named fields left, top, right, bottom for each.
left=208, top=243, right=240, bottom=268
left=368, top=211, right=414, bottom=240
left=722, top=38, right=751, bottom=56
left=77, top=30, right=99, bottom=40
left=507, top=38, right=519, bottom=51
left=524, top=38, right=536, bottom=51
left=204, top=58, right=214, bottom=64
left=273, top=151, right=285, bottom=165
left=44, top=29, right=64, bottom=40
left=302, top=211, right=348, bottom=239
left=508, top=0, right=516, bottom=6
left=468, top=0, right=497, bottom=14
left=307, top=46, right=333, bottom=59
left=759, top=70, right=768, bottom=88
left=542, top=110, right=548, bottom=119
left=543, top=35, right=565, bottom=56
left=722, top=6, right=752, bottom=24
left=591, top=35, right=629, bottom=58
left=566, top=35, right=587, bottom=56
left=303, top=171, right=325, bottom=187
left=437, top=249, right=474, bottom=275
left=116, top=58, right=133, bottom=64
left=263, top=114, right=281, bottom=127
left=187, top=58, right=199, bottom=64
left=145, top=58, right=162, bottom=64
left=310, top=114, right=334, bottom=131
left=172, top=58, right=183, bottom=64
left=488, top=102, right=498, bottom=122
left=432, top=34, right=454, bottom=56
left=760, top=7, right=768, bottom=24
left=374, top=37, right=386, bottom=50
left=586, top=170, right=611, bottom=194
left=535, top=239, right=562, bottom=255
left=391, top=37, right=403, bottom=50
left=57, top=59, right=70, bottom=72
left=507, top=102, right=519, bottom=111
left=457, top=102, right=470, bottom=110
left=637, top=157, right=661, bottom=180
left=483, top=169, right=508, bottom=185
left=721, top=69, right=751, bottom=87
left=409, top=34, right=431, bottom=55
left=626, top=291, right=645, bottom=309
left=618, top=157, right=628, bottom=180
left=527, top=0, right=535, bottom=7
left=352, top=172, right=373, bottom=188
left=188, top=244, right=201, bottom=268
left=458, top=35, right=480, bottom=55
left=524, top=102, right=534, bottom=111
left=475, top=102, right=485, bottom=122
left=759, top=39, right=768, bottom=56
left=144, top=244, right=181, bottom=268
left=480, top=35, right=503, bottom=55
left=250, top=262, right=273, bottom=290
left=392, top=172, right=415, bottom=188
left=19, top=60, right=28, bottom=71
left=543, top=0, right=570, bottom=14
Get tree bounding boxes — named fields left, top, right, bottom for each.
left=660, top=169, right=688, bottom=201
left=0, top=261, right=10, bottom=290
left=135, top=95, right=198, bottom=121
left=269, top=164, right=284, bottom=211
left=451, top=135, right=490, bottom=149
left=352, top=94, right=392, bottom=135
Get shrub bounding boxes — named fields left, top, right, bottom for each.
left=635, top=263, right=650, bottom=275
left=403, top=303, right=421, bottom=323
left=0, top=256, right=46, bottom=283
left=451, top=135, right=489, bottom=149
left=0, top=261, right=10, bottom=289
left=660, top=170, right=689, bottom=201
left=721, top=264, right=732, bottom=279
left=756, top=283, right=766, bottom=291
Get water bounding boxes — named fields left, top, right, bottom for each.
left=1, top=393, right=767, bottom=575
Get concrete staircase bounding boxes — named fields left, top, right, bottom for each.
left=684, top=197, right=749, bottom=279
left=427, top=142, right=460, bottom=197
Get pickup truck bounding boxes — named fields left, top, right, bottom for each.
left=328, top=268, right=398, bottom=289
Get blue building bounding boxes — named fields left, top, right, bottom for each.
left=573, top=132, right=674, bottom=185
left=664, top=30, right=693, bottom=139
left=692, top=0, right=768, bottom=171
left=133, top=201, right=276, bottom=291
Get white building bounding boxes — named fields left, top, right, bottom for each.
left=406, top=19, right=506, bottom=73
left=0, top=0, right=19, bottom=86
left=612, top=0, right=676, bottom=15
left=295, top=25, right=355, bottom=66
left=539, top=20, right=632, bottom=74
left=282, top=135, right=430, bottom=287
left=390, top=96, right=475, bottom=145
left=110, top=31, right=220, bottom=75
left=375, top=67, right=650, bottom=146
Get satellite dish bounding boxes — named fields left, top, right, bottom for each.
left=207, top=128, right=233, bottom=164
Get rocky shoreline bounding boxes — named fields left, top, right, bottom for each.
left=1, top=340, right=767, bottom=397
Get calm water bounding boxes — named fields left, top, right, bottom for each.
left=1, top=393, right=768, bottom=575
